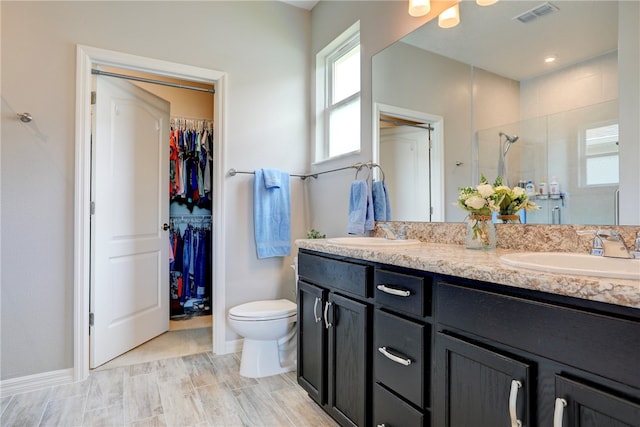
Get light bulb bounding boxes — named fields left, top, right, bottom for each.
left=409, top=0, right=431, bottom=17
left=438, top=4, right=460, bottom=28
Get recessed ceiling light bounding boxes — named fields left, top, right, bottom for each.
left=544, top=55, right=557, bottom=63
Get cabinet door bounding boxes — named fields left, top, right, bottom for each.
left=297, top=280, right=327, bottom=405
left=555, top=376, right=640, bottom=427
left=435, top=333, right=532, bottom=427
left=327, top=292, right=369, bottom=427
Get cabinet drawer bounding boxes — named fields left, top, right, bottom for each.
left=374, top=383, right=426, bottom=427
left=375, top=269, right=431, bottom=317
left=298, top=252, right=371, bottom=298
left=374, top=309, right=427, bottom=407
left=437, top=281, right=640, bottom=389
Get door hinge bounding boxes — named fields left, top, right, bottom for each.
left=90, top=201, right=95, bottom=215
left=430, top=206, right=434, bottom=215
left=89, top=312, right=94, bottom=327
left=91, top=91, right=96, bottom=105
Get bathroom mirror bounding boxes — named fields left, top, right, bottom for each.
left=372, top=0, right=631, bottom=225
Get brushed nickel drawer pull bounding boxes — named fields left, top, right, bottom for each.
left=324, top=301, right=332, bottom=329
left=377, top=284, right=411, bottom=297
left=553, top=397, right=567, bottom=427
left=378, top=346, right=412, bottom=366
left=313, top=297, right=321, bottom=323
left=509, top=380, right=523, bottom=427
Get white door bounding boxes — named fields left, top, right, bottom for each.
left=380, top=126, right=431, bottom=221
left=90, top=76, right=170, bottom=368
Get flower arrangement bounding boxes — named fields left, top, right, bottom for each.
left=456, top=175, right=503, bottom=216
left=456, top=175, right=540, bottom=249
left=492, top=176, right=540, bottom=217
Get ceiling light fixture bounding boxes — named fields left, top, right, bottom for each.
left=408, top=0, right=431, bottom=17
left=476, top=0, right=498, bottom=5
left=544, top=55, right=557, bottom=63
left=438, top=4, right=460, bottom=28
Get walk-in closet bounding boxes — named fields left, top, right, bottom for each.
left=92, top=67, right=215, bottom=369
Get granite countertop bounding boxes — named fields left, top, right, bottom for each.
left=295, top=239, right=640, bottom=310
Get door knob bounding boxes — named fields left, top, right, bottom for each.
left=162, top=223, right=170, bottom=231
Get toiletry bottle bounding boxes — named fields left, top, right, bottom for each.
left=549, top=176, right=560, bottom=199
left=525, top=180, right=536, bottom=197
left=538, top=180, right=548, bottom=199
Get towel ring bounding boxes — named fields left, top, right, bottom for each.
left=372, top=164, right=386, bottom=182
left=355, top=163, right=370, bottom=181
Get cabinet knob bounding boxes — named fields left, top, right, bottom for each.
left=509, top=380, right=523, bottom=427
left=553, top=398, right=567, bottom=427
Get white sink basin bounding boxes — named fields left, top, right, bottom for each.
left=500, top=252, right=640, bottom=280
left=326, top=237, right=421, bottom=247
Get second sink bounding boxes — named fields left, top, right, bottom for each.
left=500, top=252, right=640, bottom=280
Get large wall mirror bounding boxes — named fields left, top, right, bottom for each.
left=372, top=0, right=637, bottom=225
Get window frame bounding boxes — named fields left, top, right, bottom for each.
left=579, top=121, right=620, bottom=188
left=315, top=22, right=361, bottom=163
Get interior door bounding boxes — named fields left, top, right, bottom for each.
left=380, top=126, right=431, bottom=221
left=90, top=75, right=170, bottom=368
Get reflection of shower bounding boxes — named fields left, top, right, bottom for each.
left=497, top=132, right=519, bottom=186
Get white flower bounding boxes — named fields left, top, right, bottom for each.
left=476, top=183, right=495, bottom=198
left=494, top=185, right=510, bottom=193
left=465, top=195, right=487, bottom=210
left=511, top=186, right=525, bottom=197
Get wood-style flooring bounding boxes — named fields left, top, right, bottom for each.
left=1, top=319, right=338, bottom=426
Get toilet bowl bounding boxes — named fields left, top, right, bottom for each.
left=228, top=298, right=297, bottom=378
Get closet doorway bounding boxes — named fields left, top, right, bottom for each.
left=74, top=45, right=227, bottom=380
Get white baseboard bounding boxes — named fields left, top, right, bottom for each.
left=220, top=338, right=243, bottom=355
left=0, top=368, right=74, bottom=398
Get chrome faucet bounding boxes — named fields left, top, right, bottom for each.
left=579, top=229, right=633, bottom=259
left=379, top=224, right=408, bottom=240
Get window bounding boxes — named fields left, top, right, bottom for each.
left=315, top=22, right=361, bottom=162
left=582, top=123, right=619, bottom=186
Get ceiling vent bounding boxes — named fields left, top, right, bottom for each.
left=514, top=2, right=559, bottom=24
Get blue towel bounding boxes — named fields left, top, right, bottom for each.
left=372, top=180, right=392, bottom=221
left=347, top=180, right=375, bottom=235
left=254, top=168, right=291, bottom=259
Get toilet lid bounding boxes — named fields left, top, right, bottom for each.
left=229, top=299, right=297, bottom=320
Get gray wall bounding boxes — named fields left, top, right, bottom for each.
left=1, top=1, right=310, bottom=380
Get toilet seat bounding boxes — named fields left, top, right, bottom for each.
left=229, top=299, right=296, bottom=321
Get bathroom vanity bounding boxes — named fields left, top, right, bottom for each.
left=295, top=241, right=640, bottom=427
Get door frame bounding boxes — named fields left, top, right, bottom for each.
left=74, top=44, right=227, bottom=381
left=373, top=102, right=445, bottom=221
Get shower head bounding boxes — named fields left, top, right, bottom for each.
left=499, top=132, right=519, bottom=144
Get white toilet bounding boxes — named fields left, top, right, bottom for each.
left=228, top=298, right=297, bottom=378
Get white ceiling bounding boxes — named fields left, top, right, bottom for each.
left=401, top=0, right=619, bottom=81
left=279, top=0, right=318, bottom=10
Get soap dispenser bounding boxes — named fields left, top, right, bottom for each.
left=525, top=180, right=536, bottom=197
left=549, top=176, right=561, bottom=200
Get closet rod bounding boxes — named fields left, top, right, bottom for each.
left=92, top=69, right=215, bottom=94
left=228, top=162, right=369, bottom=181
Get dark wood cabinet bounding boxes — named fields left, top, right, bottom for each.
left=297, top=249, right=640, bottom=427
left=554, top=375, right=640, bottom=427
left=297, top=251, right=372, bottom=427
left=327, top=292, right=369, bottom=426
left=297, top=280, right=327, bottom=405
left=435, top=332, right=531, bottom=427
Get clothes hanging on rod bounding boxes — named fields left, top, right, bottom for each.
left=169, top=218, right=212, bottom=318
left=170, top=117, right=214, bottom=212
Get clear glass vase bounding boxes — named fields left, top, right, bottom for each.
left=497, top=214, right=521, bottom=224
left=465, top=215, right=496, bottom=250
